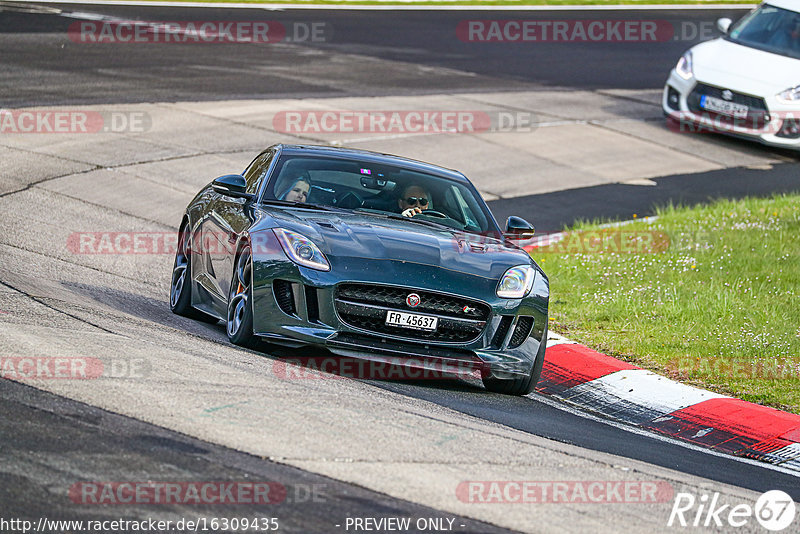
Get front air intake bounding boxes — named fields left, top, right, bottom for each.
left=666, top=86, right=680, bottom=111
left=273, top=279, right=296, bottom=315
left=491, top=316, right=514, bottom=348
left=508, top=316, right=534, bottom=349
left=305, top=286, right=320, bottom=322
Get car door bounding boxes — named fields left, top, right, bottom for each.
left=201, top=150, right=275, bottom=314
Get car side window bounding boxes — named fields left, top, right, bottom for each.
left=243, top=150, right=274, bottom=194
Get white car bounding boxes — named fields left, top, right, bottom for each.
left=663, top=0, right=800, bottom=149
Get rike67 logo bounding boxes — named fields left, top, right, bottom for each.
left=668, top=490, right=796, bottom=531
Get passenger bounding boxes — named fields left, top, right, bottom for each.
left=397, top=184, right=432, bottom=218
left=279, top=176, right=311, bottom=203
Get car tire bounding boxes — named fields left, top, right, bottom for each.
left=482, top=325, right=547, bottom=396
left=170, top=223, right=218, bottom=324
left=226, top=244, right=257, bottom=348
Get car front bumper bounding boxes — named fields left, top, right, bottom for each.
left=662, top=69, right=800, bottom=150
left=250, top=253, right=549, bottom=380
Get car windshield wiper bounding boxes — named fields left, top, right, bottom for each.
left=354, top=209, right=455, bottom=231
left=260, top=199, right=341, bottom=212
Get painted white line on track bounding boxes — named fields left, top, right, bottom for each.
left=530, top=391, right=800, bottom=478
left=546, top=331, right=578, bottom=348
left=765, top=444, right=800, bottom=471
left=561, top=368, right=728, bottom=418
left=11, top=0, right=758, bottom=11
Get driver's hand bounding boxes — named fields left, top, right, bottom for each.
left=402, top=207, right=422, bottom=217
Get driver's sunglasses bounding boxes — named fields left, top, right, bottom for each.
left=405, top=197, right=429, bottom=207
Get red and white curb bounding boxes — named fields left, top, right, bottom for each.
left=538, top=333, right=800, bottom=472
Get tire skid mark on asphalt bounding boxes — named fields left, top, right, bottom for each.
left=0, top=279, right=117, bottom=335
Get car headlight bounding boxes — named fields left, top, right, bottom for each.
left=777, top=85, right=800, bottom=103
left=676, top=51, right=693, bottom=80
left=497, top=265, right=536, bottom=299
left=273, top=228, right=330, bottom=271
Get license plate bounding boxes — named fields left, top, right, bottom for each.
left=386, top=311, right=438, bottom=331
left=700, top=95, right=748, bottom=119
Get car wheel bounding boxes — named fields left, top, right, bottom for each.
left=226, top=245, right=257, bottom=347
left=170, top=224, right=218, bottom=324
left=482, top=326, right=547, bottom=396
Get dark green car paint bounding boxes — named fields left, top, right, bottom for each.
left=175, top=144, right=549, bottom=389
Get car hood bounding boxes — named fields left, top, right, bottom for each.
left=257, top=207, right=535, bottom=280
left=691, top=38, right=800, bottom=96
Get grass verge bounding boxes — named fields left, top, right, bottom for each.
left=533, top=193, right=800, bottom=413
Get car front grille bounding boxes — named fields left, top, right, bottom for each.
left=334, top=283, right=490, bottom=343
left=687, top=83, right=770, bottom=129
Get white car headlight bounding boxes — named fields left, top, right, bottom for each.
left=273, top=228, right=330, bottom=271
left=497, top=265, right=536, bottom=299
left=676, top=51, right=693, bottom=80
left=777, top=85, right=800, bottom=103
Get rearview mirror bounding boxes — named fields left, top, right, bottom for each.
left=212, top=174, right=253, bottom=200
left=716, top=17, right=732, bottom=34
left=504, top=216, right=535, bottom=240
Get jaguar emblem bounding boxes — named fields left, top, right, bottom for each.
left=406, top=293, right=421, bottom=308
left=722, top=90, right=734, bottom=101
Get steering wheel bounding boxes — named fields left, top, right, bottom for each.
left=335, top=191, right=363, bottom=209
left=418, top=210, right=449, bottom=219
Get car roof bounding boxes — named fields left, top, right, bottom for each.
left=766, top=0, right=800, bottom=14
left=274, top=144, right=470, bottom=183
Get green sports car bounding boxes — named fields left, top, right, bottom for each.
left=170, top=144, right=548, bottom=395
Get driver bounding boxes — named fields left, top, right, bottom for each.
left=771, top=15, right=800, bottom=52
left=397, top=184, right=432, bottom=218
left=789, top=17, right=800, bottom=50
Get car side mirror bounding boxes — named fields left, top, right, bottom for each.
left=716, top=17, right=732, bottom=34
left=212, top=174, right=253, bottom=200
left=504, top=216, right=535, bottom=240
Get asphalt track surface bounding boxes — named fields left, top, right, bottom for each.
left=489, top=161, right=800, bottom=233
left=3, top=3, right=800, bottom=532
left=1, top=3, right=751, bottom=106
left=0, top=378, right=512, bottom=533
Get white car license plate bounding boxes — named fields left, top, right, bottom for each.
left=700, top=95, right=748, bottom=119
left=386, top=311, right=438, bottom=331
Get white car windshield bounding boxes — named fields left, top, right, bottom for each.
left=727, top=4, right=800, bottom=60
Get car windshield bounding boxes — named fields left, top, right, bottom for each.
left=726, top=4, right=800, bottom=60
left=263, top=154, right=499, bottom=235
